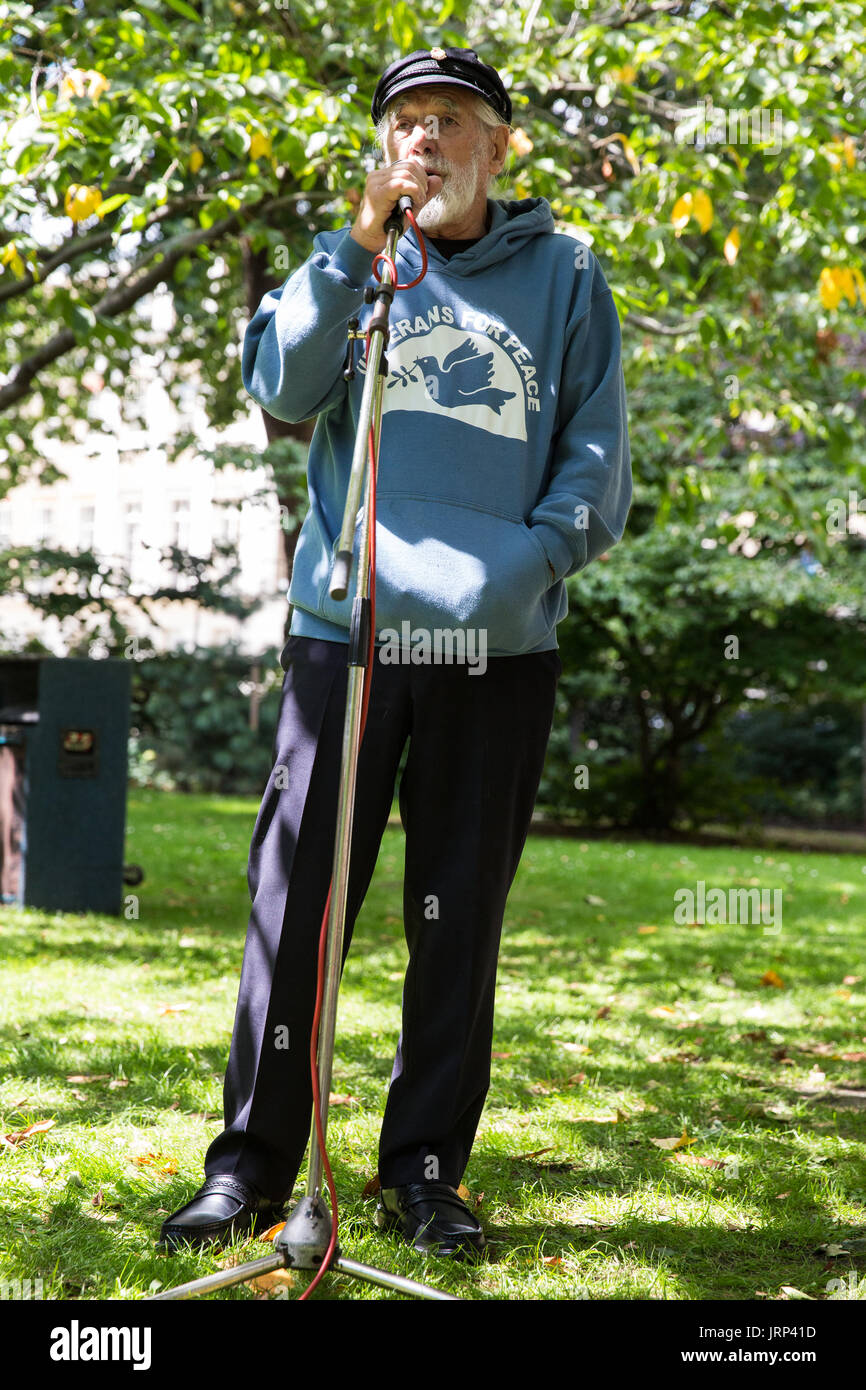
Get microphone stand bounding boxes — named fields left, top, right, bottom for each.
left=150, top=201, right=454, bottom=1302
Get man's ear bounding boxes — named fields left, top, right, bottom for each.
left=488, top=125, right=510, bottom=176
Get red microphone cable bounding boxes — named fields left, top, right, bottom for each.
left=298, top=208, right=426, bottom=1300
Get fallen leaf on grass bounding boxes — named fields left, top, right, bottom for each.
left=3, top=1118, right=56, bottom=1147
left=251, top=1270, right=296, bottom=1293
left=647, top=1006, right=678, bottom=1019
left=328, top=1093, right=359, bottom=1107
left=190, top=1111, right=220, bottom=1121
left=108, top=1078, right=129, bottom=1089
left=651, top=1126, right=698, bottom=1152
left=840, top=1051, right=866, bottom=1062
left=595, top=1005, right=611, bottom=1019
left=637, top=925, right=658, bottom=935
left=491, top=1051, right=512, bottom=1059
left=667, top=1152, right=726, bottom=1169
left=129, top=1152, right=178, bottom=1174
left=68, top=1089, right=87, bottom=1102
left=362, top=1176, right=380, bottom=1197
left=66, top=1074, right=110, bottom=1084
left=760, top=970, right=785, bottom=989
left=779, top=1286, right=814, bottom=1300
left=742, top=1030, right=768, bottom=1042
left=158, top=1004, right=191, bottom=1016
left=842, top=975, right=862, bottom=986
left=717, top=973, right=736, bottom=987
left=457, top=1184, right=471, bottom=1201
left=813, top=1243, right=850, bottom=1258
left=261, top=1222, right=286, bottom=1242
left=585, top=895, right=605, bottom=906
left=542, top=1255, right=564, bottom=1267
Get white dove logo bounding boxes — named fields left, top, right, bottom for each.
left=373, top=324, right=529, bottom=442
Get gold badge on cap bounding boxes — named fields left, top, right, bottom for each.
left=430, top=47, right=446, bottom=60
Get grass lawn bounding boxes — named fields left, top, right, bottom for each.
left=1, top=787, right=864, bottom=1302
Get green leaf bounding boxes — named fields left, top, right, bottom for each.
left=162, top=0, right=202, bottom=21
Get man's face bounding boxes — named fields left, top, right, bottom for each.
left=382, top=86, right=498, bottom=231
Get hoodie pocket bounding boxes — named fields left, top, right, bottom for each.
left=318, top=493, right=555, bottom=655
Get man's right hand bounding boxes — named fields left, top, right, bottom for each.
left=349, top=159, right=430, bottom=253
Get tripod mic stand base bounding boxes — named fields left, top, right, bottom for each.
left=148, top=1197, right=460, bottom=1300
left=275, top=1192, right=332, bottom=1268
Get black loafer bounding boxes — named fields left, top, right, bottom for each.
left=376, top=1182, right=486, bottom=1262
left=158, top=1175, right=286, bottom=1253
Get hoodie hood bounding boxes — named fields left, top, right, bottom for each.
left=397, top=196, right=555, bottom=274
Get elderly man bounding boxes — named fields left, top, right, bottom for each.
left=160, top=47, right=631, bottom=1262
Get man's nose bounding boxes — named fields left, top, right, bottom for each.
left=405, top=121, right=438, bottom=153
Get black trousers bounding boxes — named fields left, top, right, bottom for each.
left=204, top=635, right=561, bottom=1201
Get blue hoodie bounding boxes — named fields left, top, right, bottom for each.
left=241, top=196, right=632, bottom=657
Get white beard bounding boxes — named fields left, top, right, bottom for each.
left=410, top=153, right=488, bottom=232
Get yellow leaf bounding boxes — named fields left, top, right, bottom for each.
left=249, top=130, right=272, bottom=161
left=64, top=184, right=102, bottom=222
left=189, top=146, right=204, bottom=174
left=60, top=68, right=88, bottom=100
left=671, top=192, right=693, bottom=231
left=251, top=1269, right=295, bottom=1292
left=835, top=268, right=857, bottom=305
left=671, top=187, right=714, bottom=234
left=86, top=69, right=111, bottom=101
left=819, top=266, right=842, bottom=309
left=608, top=132, right=640, bottom=175
left=724, top=226, right=740, bottom=264
left=637, top=924, right=658, bottom=934
left=672, top=1125, right=698, bottom=1150
left=0, top=242, right=26, bottom=278
left=611, top=64, right=637, bottom=84
left=760, top=969, right=785, bottom=989
left=651, top=1133, right=685, bottom=1150
left=843, top=136, right=856, bottom=169
left=692, top=190, right=713, bottom=232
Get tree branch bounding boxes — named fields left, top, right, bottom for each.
left=0, top=195, right=288, bottom=413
